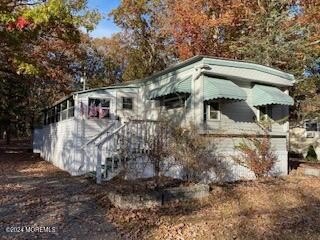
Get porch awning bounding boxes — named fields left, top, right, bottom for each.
left=203, top=76, right=247, bottom=101
left=148, top=75, right=192, bottom=100
left=252, top=84, right=294, bottom=106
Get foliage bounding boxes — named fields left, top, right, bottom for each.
left=233, top=135, right=277, bottom=178
left=306, top=145, right=318, bottom=162
left=110, top=0, right=173, bottom=81
left=162, top=0, right=256, bottom=60
left=92, top=34, right=128, bottom=85
left=0, top=0, right=100, bottom=142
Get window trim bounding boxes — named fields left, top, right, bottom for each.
left=43, top=97, right=75, bottom=126
left=258, top=105, right=272, bottom=121
left=207, top=102, right=221, bottom=121
left=88, top=98, right=111, bottom=119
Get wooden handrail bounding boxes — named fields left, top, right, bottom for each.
left=93, top=119, right=167, bottom=183
left=81, top=121, right=117, bottom=148
left=97, top=122, right=129, bottom=147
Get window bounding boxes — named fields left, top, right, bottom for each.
left=161, top=96, right=186, bottom=109
left=259, top=105, right=272, bottom=121
left=88, top=98, right=110, bottom=119
left=55, top=105, right=61, bottom=122
left=305, top=121, right=319, bottom=132
left=48, top=108, right=55, bottom=124
left=43, top=97, right=75, bottom=125
left=122, top=97, right=133, bottom=110
left=60, top=101, right=68, bottom=121
left=208, top=102, right=220, bottom=120
left=68, top=98, right=75, bottom=117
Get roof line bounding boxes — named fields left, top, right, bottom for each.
left=46, top=85, right=139, bottom=110
left=110, top=55, right=295, bottom=87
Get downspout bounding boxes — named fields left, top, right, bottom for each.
left=285, top=88, right=291, bottom=174
left=192, top=64, right=212, bottom=129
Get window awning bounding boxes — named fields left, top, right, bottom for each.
left=203, top=76, right=247, bottom=101
left=148, top=75, right=192, bottom=100
left=252, top=84, right=294, bottom=106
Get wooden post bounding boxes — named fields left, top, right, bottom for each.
left=103, top=145, right=107, bottom=179
left=96, top=145, right=102, bottom=184
left=112, top=155, right=115, bottom=172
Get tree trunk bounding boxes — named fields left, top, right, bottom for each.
left=5, top=122, right=11, bottom=145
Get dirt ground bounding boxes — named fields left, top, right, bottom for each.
left=2, top=151, right=320, bottom=240
left=95, top=173, right=320, bottom=240
left=0, top=152, right=119, bottom=240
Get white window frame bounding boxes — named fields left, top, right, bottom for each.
left=88, top=98, right=111, bottom=119
left=258, top=105, right=272, bottom=121
left=60, top=100, right=68, bottom=121
left=207, top=102, right=220, bottom=121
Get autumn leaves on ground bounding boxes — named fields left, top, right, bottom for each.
left=1, top=152, right=320, bottom=240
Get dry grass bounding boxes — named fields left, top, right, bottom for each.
left=97, top=176, right=320, bottom=240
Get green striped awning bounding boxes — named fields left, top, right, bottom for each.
left=252, top=84, right=294, bottom=106
left=203, top=76, right=247, bottom=101
left=148, top=75, right=192, bottom=99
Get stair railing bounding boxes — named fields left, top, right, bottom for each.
left=94, top=119, right=165, bottom=183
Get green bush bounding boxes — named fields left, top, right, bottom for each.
left=306, top=145, right=318, bottom=162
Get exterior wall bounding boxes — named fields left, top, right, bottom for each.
left=73, top=118, right=117, bottom=174
left=136, top=59, right=291, bottom=179
left=33, top=128, right=43, bottom=154
left=141, top=60, right=290, bottom=135
left=116, top=90, right=140, bottom=121
left=211, top=137, right=288, bottom=180
left=34, top=116, right=120, bottom=175
left=37, top=118, right=78, bottom=175
left=140, top=64, right=196, bottom=124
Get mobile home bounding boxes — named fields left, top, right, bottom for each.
left=33, top=56, right=294, bottom=183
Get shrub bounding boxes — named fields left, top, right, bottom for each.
left=167, top=124, right=225, bottom=182
left=232, top=135, right=277, bottom=178
left=306, top=145, right=318, bottom=162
